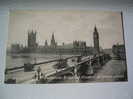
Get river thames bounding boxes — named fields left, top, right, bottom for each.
left=6, top=53, right=74, bottom=68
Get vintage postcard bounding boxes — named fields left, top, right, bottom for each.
left=5, top=10, right=127, bottom=84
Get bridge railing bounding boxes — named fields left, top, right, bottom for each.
left=5, top=56, right=79, bottom=73
left=39, top=53, right=111, bottom=83
left=5, top=53, right=111, bottom=83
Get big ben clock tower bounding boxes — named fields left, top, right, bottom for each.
left=93, top=26, right=100, bottom=53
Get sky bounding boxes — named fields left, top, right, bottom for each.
left=8, top=10, right=124, bottom=49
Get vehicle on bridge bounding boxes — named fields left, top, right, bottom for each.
left=24, top=63, right=34, bottom=71
left=53, top=58, right=68, bottom=69
left=53, top=54, right=68, bottom=69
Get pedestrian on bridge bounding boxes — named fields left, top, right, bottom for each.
left=37, top=66, right=42, bottom=80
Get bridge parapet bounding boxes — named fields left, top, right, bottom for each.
left=38, top=53, right=111, bottom=83
left=5, top=54, right=111, bottom=84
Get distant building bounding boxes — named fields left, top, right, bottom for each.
left=73, top=41, right=86, bottom=49
left=44, top=40, right=48, bottom=48
left=9, top=27, right=98, bottom=55
left=11, top=44, right=21, bottom=53
left=50, top=33, right=57, bottom=48
left=93, top=26, right=100, bottom=54
left=28, top=30, right=38, bottom=49
left=112, top=44, right=126, bottom=60
left=72, top=41, right=89, bottom=56
left=62, top=42, right=65, bottom=46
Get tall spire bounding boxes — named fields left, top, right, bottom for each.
left=94, top=25, right=97, bottom=32
left=52, top=32, right=55, bottom=41
left=51, top=32, right=56, bottom=48
left=93, top=25, right=100, bottom=54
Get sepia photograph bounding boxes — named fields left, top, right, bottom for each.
left=5, top=10, right=127, bottom=84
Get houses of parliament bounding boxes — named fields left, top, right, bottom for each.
left=10, top=26, right=100, bottom=55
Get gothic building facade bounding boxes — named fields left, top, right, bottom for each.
left=44, top=40, right=48, bottom=48
left=28, top=30, right=38, bottom=49
left=50, top=33, right=57, bottom=48
left=93, top=26, right=100, bottom=54
left=10, top=27, right=99, bottom=55
left=73, top=41, right=86, bottom=49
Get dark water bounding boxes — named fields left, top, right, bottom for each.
left=5, top=53, right=76, bottom=83
left=6, top=53, right=72, bottom=68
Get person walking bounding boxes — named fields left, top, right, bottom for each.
left=37, top=66, right=42, bottom=80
